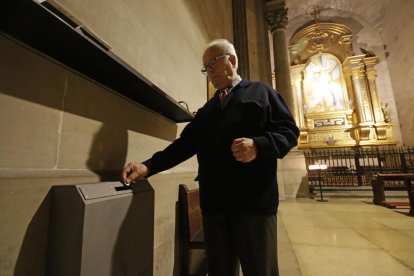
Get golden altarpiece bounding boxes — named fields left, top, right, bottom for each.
left=289, top=22, right=396, bottom=149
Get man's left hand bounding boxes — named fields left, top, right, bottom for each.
left=231, top=138, right=257, bottom=163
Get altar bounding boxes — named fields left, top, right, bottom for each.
left=288, top=21, right=396, bottom=149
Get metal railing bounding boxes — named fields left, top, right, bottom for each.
left=304, top=146, right=414, bottom=187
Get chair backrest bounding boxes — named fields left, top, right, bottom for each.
left=178, top=184, right=206, bottom=276
left=178, top=184, right=204, bottom=244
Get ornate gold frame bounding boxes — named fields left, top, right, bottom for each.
left=289, top=22, right=395, bottom=149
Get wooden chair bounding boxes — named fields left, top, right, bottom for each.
left=178, top=184, right=207, bottom=276
left=371, top=173, right=414, bottom=215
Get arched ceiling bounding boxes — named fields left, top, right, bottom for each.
left=286, top=0, right=385, bottom=41
left=284, top=0, right=387, bottom=57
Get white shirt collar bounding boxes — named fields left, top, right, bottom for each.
left=228, top=75, right=242, bottom=92
left=232, top=75, right=242, bottom=88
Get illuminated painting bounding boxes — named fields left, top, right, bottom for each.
left=303, top=54, right=346, bottom=113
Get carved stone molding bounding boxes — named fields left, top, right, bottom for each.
left=266, top=6, right=288, bottom=33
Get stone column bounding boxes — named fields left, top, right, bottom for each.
left=232, top=0, right=250, bottom=79
left=265, top=1, right=294, bottom=112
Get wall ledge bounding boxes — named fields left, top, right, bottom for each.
left=2, top=0, right=194, bottom=123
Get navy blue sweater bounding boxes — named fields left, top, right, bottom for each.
left=143, top=80, right=299, bottom=215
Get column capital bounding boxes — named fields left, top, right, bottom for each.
left=266, top=2, right=288, bottom=33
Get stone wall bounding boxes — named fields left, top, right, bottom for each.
left=0, top=0, right=232, bottom=275
left=381, top=0, right=414, bottom=146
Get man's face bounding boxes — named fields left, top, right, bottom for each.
left=202, top=47, right=236, bottom=90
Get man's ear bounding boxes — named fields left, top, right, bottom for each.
left=228, top=55, right=237, bottom=68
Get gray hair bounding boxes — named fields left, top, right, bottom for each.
left=205, top=39, right=237, bottom=56
left=205, top=38, right=238, bottom=69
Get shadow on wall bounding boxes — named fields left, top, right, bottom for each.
left=87, top=124, right=128, bottom=181
left=14, top=191, right=52, bottom=276
left=296, top=175, right=310, bottom=198
left=13, top=123, right=128, bottom=275
left=2, top=28, right=177, bottom=276
left=0, top=34, right=178, bottom=143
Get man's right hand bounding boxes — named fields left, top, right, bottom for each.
left=121, top=163, right=149, bottom=185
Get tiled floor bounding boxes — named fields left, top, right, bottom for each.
left=277, top=198, right=414, bottom=276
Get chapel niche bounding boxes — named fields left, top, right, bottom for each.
left=289, top=22, right=396, bottom=149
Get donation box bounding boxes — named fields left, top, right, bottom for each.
left=47, top=180, right=154, bottom=276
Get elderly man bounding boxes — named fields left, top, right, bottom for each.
left=122, top=39, right=299, bottom=276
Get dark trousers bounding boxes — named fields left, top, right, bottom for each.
left=203, top=213, right=279, bottom=276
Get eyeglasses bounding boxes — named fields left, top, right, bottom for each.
left=201, top=54, right=230, bottom=75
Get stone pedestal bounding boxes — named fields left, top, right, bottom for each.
left=277, top=149, right=308, bottom=199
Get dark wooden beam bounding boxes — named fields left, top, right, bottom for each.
left=1, top=0, right=194, bottom=123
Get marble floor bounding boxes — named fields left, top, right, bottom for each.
left=277, top=198, right=414, bottom=276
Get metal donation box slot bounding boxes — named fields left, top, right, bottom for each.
left=47, top=180, right=154, bottom=276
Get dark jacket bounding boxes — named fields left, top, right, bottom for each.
left=143, top=80, right=299, bottom=215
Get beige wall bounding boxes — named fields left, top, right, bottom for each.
left=48, top=0, right=233, bottom=112
left=0, top=0, right=232, bottom=275
left=381, top=0, right=414, bottom=146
